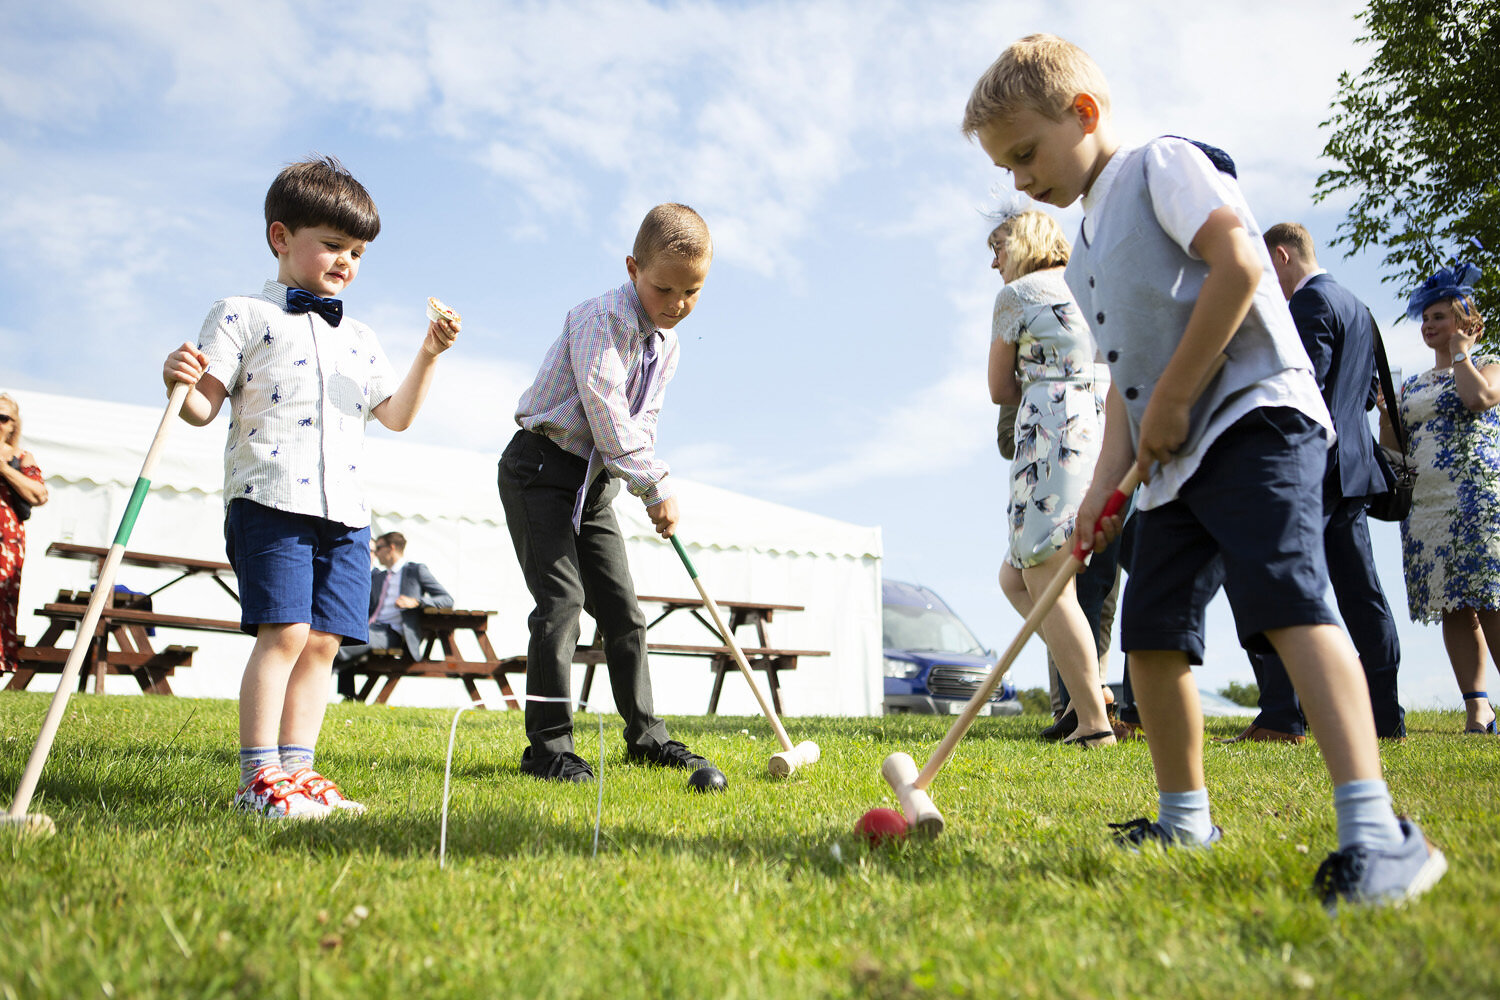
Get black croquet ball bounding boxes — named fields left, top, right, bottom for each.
left=687, top=766, right=728, bottom=792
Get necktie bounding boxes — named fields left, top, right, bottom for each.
left=285, top=287, right=344, bottom=327
left=572, top=333, right=660, bottom=533
left=370, top=571, right=391, bottom=624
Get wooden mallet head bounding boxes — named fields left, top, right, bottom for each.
left=880, top=751, right=944, bottom=836
left=768, top=740, right=820, bottom=777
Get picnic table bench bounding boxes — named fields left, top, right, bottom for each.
left=343, top=608, right=524, bottom=710
left=573, top=594, right=828, bottom=715
left=5, top=543, right=249, bottom=695
left=10, top=588, right=241, bottom=696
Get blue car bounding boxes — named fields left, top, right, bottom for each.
left=882, top=579, right=1021, bottom=716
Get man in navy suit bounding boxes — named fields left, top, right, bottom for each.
left=1220, top=223, right=1406, bottom=742
left=335, top=531, right=453, bottom=699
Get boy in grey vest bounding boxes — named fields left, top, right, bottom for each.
left=961, top=34, right=1445, bottom=910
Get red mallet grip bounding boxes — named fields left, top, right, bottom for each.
left=1072, top=486, right=1131, bottom=561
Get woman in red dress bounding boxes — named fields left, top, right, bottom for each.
left=0, top=394, right=48, bottom=671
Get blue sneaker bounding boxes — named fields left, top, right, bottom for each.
left=1109, top=817, right=1222, bottom=852
left=1313, top=817, right=1447, bottom=910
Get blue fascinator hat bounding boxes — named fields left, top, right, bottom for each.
left=1406, top=260, right=1482, bottom=321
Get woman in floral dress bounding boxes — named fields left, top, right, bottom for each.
left=0, top=394, right=49, bottom=672
left=988, top=211, right=1113, bottom=747
left=1382, top=263, right=1500, bottom=733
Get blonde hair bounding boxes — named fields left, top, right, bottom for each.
left=0, top=393, right=20, bottom=449
left=994, top=210, right=1071, bottom=281
left=1452, top=295, right=1485, bottom=337
left=632, top=203, right=712, bottom=269
left=962, top=34, right=1111, bottom=135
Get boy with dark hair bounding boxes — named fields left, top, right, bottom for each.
left=163, top=155, right=459, bottom=818
left=962, top=35, right=1445, bottom=908
left=498, top=202, right=718, bottom=782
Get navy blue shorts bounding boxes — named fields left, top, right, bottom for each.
left=224, top=499, right=370, bottom=642
left=1121, top=407, right=1335, bottom=661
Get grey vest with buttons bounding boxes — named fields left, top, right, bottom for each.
left=1065, top=144, right=1307, bottom=455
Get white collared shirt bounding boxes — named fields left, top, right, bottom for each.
left=1293, top=268, right=1329, bottom=295
left=197, top=279, right=397, bottom=527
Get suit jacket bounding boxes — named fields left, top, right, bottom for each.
left=369, top=562, right=453, bottom=659
left=1288, top=273, right=1386, bottom=499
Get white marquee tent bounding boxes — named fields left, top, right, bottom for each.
left=6, top=388, right=884, bottom=717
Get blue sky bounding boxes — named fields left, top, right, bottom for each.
left=1, top=0, right=1466, bottom=708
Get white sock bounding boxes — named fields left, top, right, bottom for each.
left=1333, top=779, right=1404, bottom=851
left=1158, top=788, right=1215, bottom=845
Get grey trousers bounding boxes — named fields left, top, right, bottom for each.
left=497, top=430, right=669, bottom=756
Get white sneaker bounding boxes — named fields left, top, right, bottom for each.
left=234, top=764, right=331, bottom=820
left=287, top=767, right=367, bottom=814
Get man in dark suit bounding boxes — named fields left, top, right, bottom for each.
left=1220, top=223, right=1406, bottom=742
left=335, top=531, right=453, bottom=699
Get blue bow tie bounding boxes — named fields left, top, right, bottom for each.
left=285, top=287, right=343, bottom=326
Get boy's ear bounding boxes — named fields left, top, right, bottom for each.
left=625, top=255, right=640, bottom=281
left=268, top=221, right=291, bottom=256
left=1071, top=94, right=1102, bottom=134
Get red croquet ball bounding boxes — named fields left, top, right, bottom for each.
left=855, top=808, right=909, bottom=845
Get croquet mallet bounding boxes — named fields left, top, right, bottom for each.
left=3, top=382, right=190, bottom=837
left=884, top=356, right=1228, bottom=835
left=670, top=535, right=819, bottom=777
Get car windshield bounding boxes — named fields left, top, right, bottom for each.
left=882, top=602, right=986, bottom=656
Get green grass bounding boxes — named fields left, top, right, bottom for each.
left=2, top=694, right=1497, bottom=999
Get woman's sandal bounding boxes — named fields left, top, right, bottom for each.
left=1462, top=691, right=1497, bottom=734
left=1063, top=729, right=1117, bottom=749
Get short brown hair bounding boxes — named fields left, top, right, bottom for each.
left=264, top=155, right=380, bottom=257
left=962, top=34, right=1111, bottom=135
left=995, top=210, right=1071, bottom=280
left=1264, top=222, right=1317, bottom=263
left=632, top=203, right=712, bottom=268
left=375, top=531, right=406, bottom=552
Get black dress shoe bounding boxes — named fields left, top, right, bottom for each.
left=1040, top=709, right=1077, bottom=742
left=626, top=739, right=713, bottom=770
left=520, top=746, right=595, bottom=782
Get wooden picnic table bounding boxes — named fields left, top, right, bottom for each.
left=344, top=608, right=523, bottom=710
left=45, top=541, right=241, bottom=603
left=6, top=543, right=248, bottom=695
left=11, top=590, right=241, bottom=696
left=574, top=594, right=828, bottom=715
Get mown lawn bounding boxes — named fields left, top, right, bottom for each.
left=2, top=693, right=1496, bottom=999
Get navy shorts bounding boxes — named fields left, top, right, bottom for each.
left=224, top=499, right=370, bottom=642
left=1121, top=407, right=1335, bottom=661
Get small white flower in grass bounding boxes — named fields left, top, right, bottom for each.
left=830, top=843, right=843, bottom=863
left=1296, top=844, right=1309, bottom=854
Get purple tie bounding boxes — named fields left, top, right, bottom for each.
left=370, top=571, right=391, bottom=624
left=572, top=334, right=659, bottom=533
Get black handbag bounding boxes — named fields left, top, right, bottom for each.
left=1368, top=314, right=1416, bottom=522
left=4, top=456, right=31, bottom=522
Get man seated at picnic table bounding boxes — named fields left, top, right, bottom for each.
left=334, top=531, right=452, bottom=699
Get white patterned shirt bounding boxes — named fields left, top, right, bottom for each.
left=197, top=279, right=397, bottom=527
left=515, top=281, right=680, bottom=506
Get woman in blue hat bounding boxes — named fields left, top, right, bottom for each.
left=1383, top=262, right=1500, bottom=733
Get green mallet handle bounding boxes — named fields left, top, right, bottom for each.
left=670, top=535, right=795, bottom=752
left=6, top=381, right=191, bottom=821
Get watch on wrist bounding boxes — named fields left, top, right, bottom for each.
left=1453, top=351, right=1469, bottom=365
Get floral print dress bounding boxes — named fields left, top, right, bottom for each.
left=1397, top=356, right=1500, bottom=622
left=993, top=269, right=1107, bottom=568
left=1, top=456, right=43, bottom=671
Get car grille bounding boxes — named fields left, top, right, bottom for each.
left=928, top=664, right=1003, bottom=701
